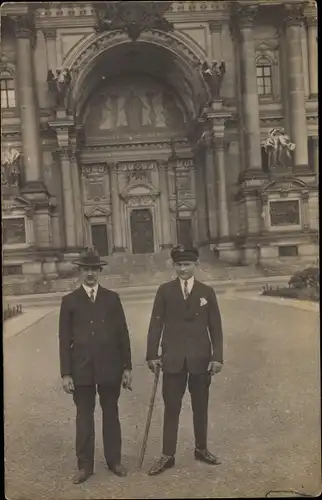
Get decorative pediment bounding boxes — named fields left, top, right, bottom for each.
left=2, top=195, right=32, bottom=214
left=256, top=40, right=279, bottom=52
left=84, top=205, right=111, bottom=218
left=169, top=199, right=196, bottom=212
left=262, top=176, right=307, bottom=192
left=121, top=180, right=159, bottom=204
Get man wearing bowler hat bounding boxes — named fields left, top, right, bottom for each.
left=146, top=244, right=223, bottom=475
left=58, top=247, right=132, bottom=484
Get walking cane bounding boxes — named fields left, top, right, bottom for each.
left=138, top=363, right=161, bottom=469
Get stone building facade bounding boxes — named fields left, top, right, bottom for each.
left=1, top=1, right=318, bottom=277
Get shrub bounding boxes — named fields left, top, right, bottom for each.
left=288, top=267, right=319, bottom=290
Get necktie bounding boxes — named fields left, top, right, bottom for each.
left=184, top=280, right=189, bottom=300
left=90, top=288, right=95, bottom=303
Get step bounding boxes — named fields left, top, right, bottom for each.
left=5, top=276, right=291, bottom=308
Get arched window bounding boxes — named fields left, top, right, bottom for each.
left=1, top=71, right=16, bottom=108
left=256, top=57, right=273, bottom=97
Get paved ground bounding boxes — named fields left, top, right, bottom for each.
left=4, top=294, right=321, bottom=499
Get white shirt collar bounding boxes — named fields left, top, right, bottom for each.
left=83, top=283, right=99, bottom=299
left=179, top=276, right=195, bottom=295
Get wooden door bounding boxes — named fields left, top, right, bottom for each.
left=91, top=224, right=109, bottom=256
left=130, top=209, right=154, bottom=254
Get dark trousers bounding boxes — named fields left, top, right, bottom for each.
left=72, top=383, right=121, bottom=472
left=162, top=362, right=211, bottom=456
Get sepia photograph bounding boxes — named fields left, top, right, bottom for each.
left=2, top=0, right=320, bottom=499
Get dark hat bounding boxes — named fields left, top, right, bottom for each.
left=73, top=247, right=108, bottom=268
left=171, top=244, right=199, bottom=263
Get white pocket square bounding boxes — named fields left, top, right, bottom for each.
left=200, top=297, right=208, bottom=306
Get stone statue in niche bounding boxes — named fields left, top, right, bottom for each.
left=47, top=68, right=72, bottom=109
left=1, top=146, right=21, bottom=190
left=201, top=60, right=226, bottom=101
left=263, top=128, right=296, bottom=171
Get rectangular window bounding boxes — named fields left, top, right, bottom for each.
left=1, top=78, right=16, bottom=108
left=278, top=246, right=298, bottom=257
left=256, top=65, right=273, bottom=96
left=3, top=265, right=23, bottom=276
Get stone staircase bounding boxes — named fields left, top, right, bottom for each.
left=258, top=257, right=318, bottom=277
left=3, top=250, right=317, bottom=297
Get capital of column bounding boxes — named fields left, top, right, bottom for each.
left=232, top=3, right=258, bottom=29
left=43, top=28, right=57, bottom=40
left=284, top=4, right=305, bottom=27
left=59, top=146, right=71, bottom=161
left=12, top=14, right=35, bottom=39
left=304, top=1, right=317, bottom=26
left=209, top=21, right=221, bottom=34
left=214, top=137, right=228, bottom=151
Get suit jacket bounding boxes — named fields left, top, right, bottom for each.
left=146, top=278, right=223, bottom=374
left=59, top=285, right=132, bottom=385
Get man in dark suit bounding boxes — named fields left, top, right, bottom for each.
left=146, top=245, right=223, bottom=475
left=59, top=247, right=132, bottom=484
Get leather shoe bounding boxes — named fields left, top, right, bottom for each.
left=107, top=463, right=127, bottom=477
left=148, top=455, right=175, bottom=476
left=194, top=448, right=221, bottom=465
left=72, top=469, right=93, bottom=484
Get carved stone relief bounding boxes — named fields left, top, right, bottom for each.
left=269, top=200, right=300, bottom=226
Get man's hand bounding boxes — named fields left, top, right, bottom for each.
left=147, top=359, right=162, bottom=375
left=122, top=369, right=132, bottom=391
left=62, top=375, right=74, bottom=394
left=208, top=361, right=222, bottom=376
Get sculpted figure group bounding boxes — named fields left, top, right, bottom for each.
left=59, top=245, right=224, bottom=484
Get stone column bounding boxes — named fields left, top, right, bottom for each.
left=285, top=4, right=309, bottom=169
left=214, top=138, right=230, bottom=238
left=204, top=132, right=218, bottom=240
left=235, top=4, right=262, bottom=172
left=14, top=15, right=43, bottom=186
left=60, top=148, right=77, bottom=249
left=110, top=165, right=124, bottom=252
left=33, top=29, right=48, bottom=109
left=70, top=149, right=84, bottom=248
left=305, top=8, right=318, bottom=98
left=159, top=162, right=172, bottom=248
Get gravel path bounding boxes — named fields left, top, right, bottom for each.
left=4, top=296, right=321, bottom=499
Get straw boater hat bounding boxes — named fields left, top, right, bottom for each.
left=170, top=244, right=199, bottom=263
left=73, top=247, right=108, bottom=267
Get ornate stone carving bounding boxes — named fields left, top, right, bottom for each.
left=94, top=1, right=173, bottom=41
left=81, top=164, right=109, bottom=177
left=12, top=14, right=35, bottom=39
left=201, top=60, right=226, bottom=102
left=43, top=28, right=57, bottom=40
left=284, top=4, right=305, bottom=27
left=232, top=4, right=258, bottom=28
left=1, top=146, right=21, bottom=191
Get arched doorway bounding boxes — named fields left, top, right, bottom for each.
left=67, top=30, right=209, bottom=254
